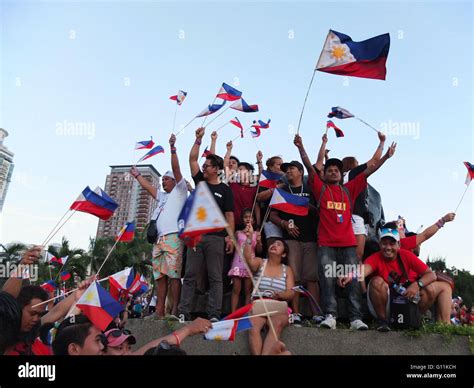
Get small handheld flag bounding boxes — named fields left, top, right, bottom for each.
left=327, top=120, right=344, bottom=138
left=463, top=162, right=474, bottom=185
left=230, top=98, right=259, bottom=113
left=216, top=83, right=242, bottom=101
left=135, top=138, right=155, bottom=150
left=76, top=282, right=124, bottom=331
left=230, top=117, right=244, bottom=138
left=70, top=186, right=119, bottom=220
left=169, top=90, right=187, bottom=105
left=60, top=272, right=71, bottom=281
left=137, top=145, right=165, bottom=163
left=116, top=221, right=135, bottom=242
left=40, top=280, right=57, bottom=293
left=316, top=30, right=390, bottom=80
left=269, top=188, right=310, bottom=216
left=259, top=170, right=282, bottom=189
left=327, top=106, right=354, bottom=119
left=178, top=182, right=228, bottom=247
left=201, top=146, right=211, bottom=158
left=257, top=119, right=271, bottom=129
left=196, top=101, right=226, bottom=117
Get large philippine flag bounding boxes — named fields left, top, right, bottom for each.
left=76, top=282, right=124, bottom=331
left=216, top=83, right=242, bottom=101
left=70, top=186, right=119, bottom=220
left=316, top=30, right=390, bottom=80
left=269, top=188, right=310, bottom=216
left=230, top=98, right=259, bottom=113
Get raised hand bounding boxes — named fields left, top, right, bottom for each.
left=169, top=133, right=176, bottom=147
left=196, top=127, right=205, bottom=140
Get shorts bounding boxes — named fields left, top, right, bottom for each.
left=367, top=277, right=390, bottom=318
left=152, top=233, right=184, bottom=280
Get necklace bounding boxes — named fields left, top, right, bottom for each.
left=289, top=184, right=303, bottom=195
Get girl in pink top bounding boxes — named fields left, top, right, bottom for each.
left=228, top=209, right=263, bottom=312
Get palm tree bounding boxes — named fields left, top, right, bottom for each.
left=0, top=242, right=27, bottom=265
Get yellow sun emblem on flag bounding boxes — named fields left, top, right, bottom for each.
left=214, top=335, right=223, bottom=341
left=196, top=206, right=207, bottom=222
left=331, top=45, right=346, bottom=60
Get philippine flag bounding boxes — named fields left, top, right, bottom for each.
left=250, top=126, right=261, bottom=138
left=108, top=267, right=140, bottom=300
left=216, top=83, right=242, bottom=101
left=257, top=119, right=271, bottom=129
left=135, top=138, right=155, bottom=150
left=201, top=146, right=211, bottom=158
left=316, top=30, right=390, bottom=80
left=48, top=253, right=68, bottom=267
left=464, top=161, right=474, bottom=185
left=76, top=282, right=124, bottom=331
left=269, top=188, right=310, bottom=216
left=178, top=182, right=228, bottom=247
left=224, top=303, right=253, bottom=333
left=70, top=186, right=119, bottom=220
left=169, top=90, right=187, bottom=105
left=137, top=145, right=165, bottom=163
left=40, top=280, right=57, bottom=293
left=230, top=98, right=259, bottom=113
left=327, top=120, right=344, bottom=138
left=259, top=170, right=282, bottom=189
left=196, top=101, right=226, bottom=117
left=60, top=272, right=71, bottom=281
left=204, top=320, right=238, bottom=341
left=327, top=106, right=354, bottom=119
left=230, top=117, right=244, bottom=138
left=116, top=221, right=135, bottom=242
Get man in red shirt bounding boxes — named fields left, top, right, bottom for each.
left=340, top=229, right=453, bottom=331
left=294, top=134, right=396, bottom=330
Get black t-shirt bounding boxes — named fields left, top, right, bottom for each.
left=347, top=163, right=368, bottom=219
left=276, top=183, right=318, bottom=243
left=193, top=171, right=234, bottom=237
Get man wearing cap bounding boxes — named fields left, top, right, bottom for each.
left=268, top=159, right=319, bottom=326
left=339, top=228, right=453, bottom=331
left=294, top=134, right=396, bottom=330
left=130, top=133, right=187, bottom=319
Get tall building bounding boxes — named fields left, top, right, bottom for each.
left=0, top=129, right=14, bottom=212
left=96, top=165, right=160, bottom=239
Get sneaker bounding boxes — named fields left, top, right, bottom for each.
left=291, top=313, right=303, bottom=326
left=350, top=319, right=368, bottom=331
left=167, top=314, right=180, bottom=322
left=310, top=315, right=325, bottom=325
left=209, top=317, right=220, bottom=323
left=320, top=314, right=337, bottom=329
left=377, top=320, right=391, bottom=332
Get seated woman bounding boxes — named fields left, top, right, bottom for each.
left=243, top=224, right=295, bottom=355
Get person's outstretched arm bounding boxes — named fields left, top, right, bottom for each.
left=364, top=142, right=397, bottom=178
left=416, top=213, right=456, bottom=246
left=169, top=133, right=183, bottom=183
left=190, top=127, right=205, bottom=177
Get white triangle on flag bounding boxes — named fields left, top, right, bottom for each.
left=316, top=30, right=356, bottom=70
left=182, top=182, right=228, bottom=234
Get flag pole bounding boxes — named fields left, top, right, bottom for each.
left=225, top=225, right=279, bottom=342
left=296, top=69, right=317, bottom=135
left=42, top=210, right=77, bottom=248
left=203, top=104, right=231, bottom=128
left=96, top=226, right=127, bottom=277
left=172, top=104, right=179, bottom=134
left=175, top=117, right=196, bottom=136
left=454, top=183, right=471, bottom=214
left=231, top=125, right=252, bottom=142
left=259, top=205, right=272, bottom=234
left=215, top=121, right=230, bottom=133
left=31, top=276, right=110, bottom=308
left=354, top=116, right=379, bottom=133
left=41, top=208, right=73, bottom=248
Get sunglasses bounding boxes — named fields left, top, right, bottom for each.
left=379, top=228, right=399, bottom=236
left=106, top=328, right=132, bottom=339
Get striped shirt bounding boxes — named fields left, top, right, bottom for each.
left=252, top=259, right=287, bottom=298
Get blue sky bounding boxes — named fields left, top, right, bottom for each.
left=0, top=0, right=472, bottom=271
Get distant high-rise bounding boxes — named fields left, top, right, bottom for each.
left=96, top=165, right=160, bottom=239
left=0, top=129, right=14, bottom=212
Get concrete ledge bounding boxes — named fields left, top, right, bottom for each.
left=126, top=318, right=472, bottom=355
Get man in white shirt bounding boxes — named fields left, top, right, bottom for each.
left=130, top=134, right=187, bottom=319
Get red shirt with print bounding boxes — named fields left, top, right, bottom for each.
left=365, top=249, right=429, bottom=284
left=310, top=173, right=367, bottom=247
left=229, top=183, right=258, bottom=228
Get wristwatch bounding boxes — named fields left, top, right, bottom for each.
left=417, top=280, right=424, bottom=289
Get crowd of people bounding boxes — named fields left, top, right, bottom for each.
left=1, top=126, right=468, bottom=357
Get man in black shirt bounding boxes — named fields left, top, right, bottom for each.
left=269, top=160, right=319, bottom=325
left=178, top=127, right=235, bottom=322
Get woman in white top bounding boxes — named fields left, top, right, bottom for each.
left=243, top=224, right=295, bottom=355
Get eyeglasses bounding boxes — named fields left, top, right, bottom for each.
left=106, top=328, right=132, bottom=339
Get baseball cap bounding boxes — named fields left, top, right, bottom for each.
left=104, top=328, right=137, bottom=347
left=379, top=228, right=400, bottom=242
left=281, top=160, right=304, bottom=173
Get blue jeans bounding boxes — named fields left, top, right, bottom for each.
left=317, top=246, right=362, bottom=321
